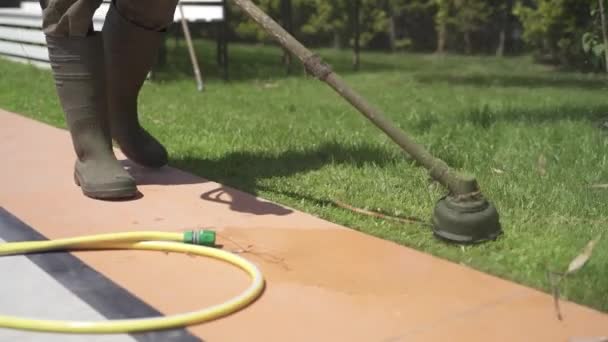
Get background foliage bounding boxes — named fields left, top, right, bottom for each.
left=216, top=0, right=608, bottom=72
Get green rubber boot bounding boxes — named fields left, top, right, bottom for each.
left=102, top=4, right=169, bottom=168
left=46, top=33, right=138, bottom=200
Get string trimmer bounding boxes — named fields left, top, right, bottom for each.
left=231, top=0, right=502, bottom=243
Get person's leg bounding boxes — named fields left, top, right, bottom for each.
left=40, top=0, right=138, bottom=199
left=102, top=0, right=179, bottom=168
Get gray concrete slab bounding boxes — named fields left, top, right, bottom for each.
left=0, top=237, right=137, bottom=342
left=0, top=208, right=202, bottom=342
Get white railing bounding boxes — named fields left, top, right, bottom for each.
left=0, top=0, right=226, bottom=68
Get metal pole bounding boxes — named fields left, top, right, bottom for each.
left=179, top=3, right=204, bottom=91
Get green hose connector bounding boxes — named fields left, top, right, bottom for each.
left=183, top=230, right=216, bottom=247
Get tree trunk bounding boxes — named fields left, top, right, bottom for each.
left=599, top=0, right=608, bottom=72
left=496, top=30, right=505, bottom=56
left=353, top=0, right=361, bottom=70
left=280, top=0, right=293, bottom=74
left=435, top=0, right=449, bottom=54
left=388, top=14, right=398, bottom=52
left=464, top=31, right=472, bottom=54
left=333, top=32, right=342, bottom=49
left=437, top=23, right=447, bottom=53
left=496, top=0, right=514, bottom=57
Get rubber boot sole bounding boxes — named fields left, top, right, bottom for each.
left=74, top=170, right=138, bottom=200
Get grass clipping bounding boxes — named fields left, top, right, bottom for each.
left=549, top=234, right=603, bottom=320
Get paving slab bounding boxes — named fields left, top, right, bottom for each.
left=0, top=235, right=135, bottom=342
left=0, top=109, right=607, bottom=342
left=0, top=208, right=201, bottom=342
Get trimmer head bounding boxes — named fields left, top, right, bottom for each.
left=432, top=195, right=502, bottom=244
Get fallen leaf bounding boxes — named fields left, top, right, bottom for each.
left=538, top=154, right=547, bottom=176
left=547, top=235, right=602, bottom=321
left=491, top=167, right=505, bottom=174
left=566, top=235, right=602, bottom=275
left=589, top=184, right=608, bottom=189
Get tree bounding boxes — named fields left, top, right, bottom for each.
left=452, top=0, right=492, bottom=54
left=229, top=0, right=280, bottom=42
left=300, top=0, right=348, bottom=48
left=388, top=0, right=436, bottom=52
left=434, top=0, right=451, bottom=53
left=583, top=0, right=608, bottom=71
left=513, top=0, right=595, bottom=67
left=300, top=0, right=388, bottom=50
left=429, top=0, right=493, bottom=54
left=600, top=0, right=608, bottom=71
left=494, top=0, right=515, bottom=56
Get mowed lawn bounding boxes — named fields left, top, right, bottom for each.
left=1, top=39, right=607, bottom=312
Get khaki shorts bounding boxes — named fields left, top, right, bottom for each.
left=40, top=0, right=179, bottom=37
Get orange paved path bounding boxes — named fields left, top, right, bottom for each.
left=1, top=109, right=607, bottom=341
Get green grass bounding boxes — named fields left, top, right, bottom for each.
left=2, top=39, right=608, bottom=312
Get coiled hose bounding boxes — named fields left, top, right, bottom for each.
left=0, top=230, right=265, bottom=334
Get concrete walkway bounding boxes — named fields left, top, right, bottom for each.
left=0, top=109, right=607, bottom=342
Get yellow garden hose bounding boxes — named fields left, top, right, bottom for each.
left=0, top=230, right=265, bottom=334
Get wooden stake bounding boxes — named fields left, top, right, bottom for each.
left=179, top=3, right=204, bottom=91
